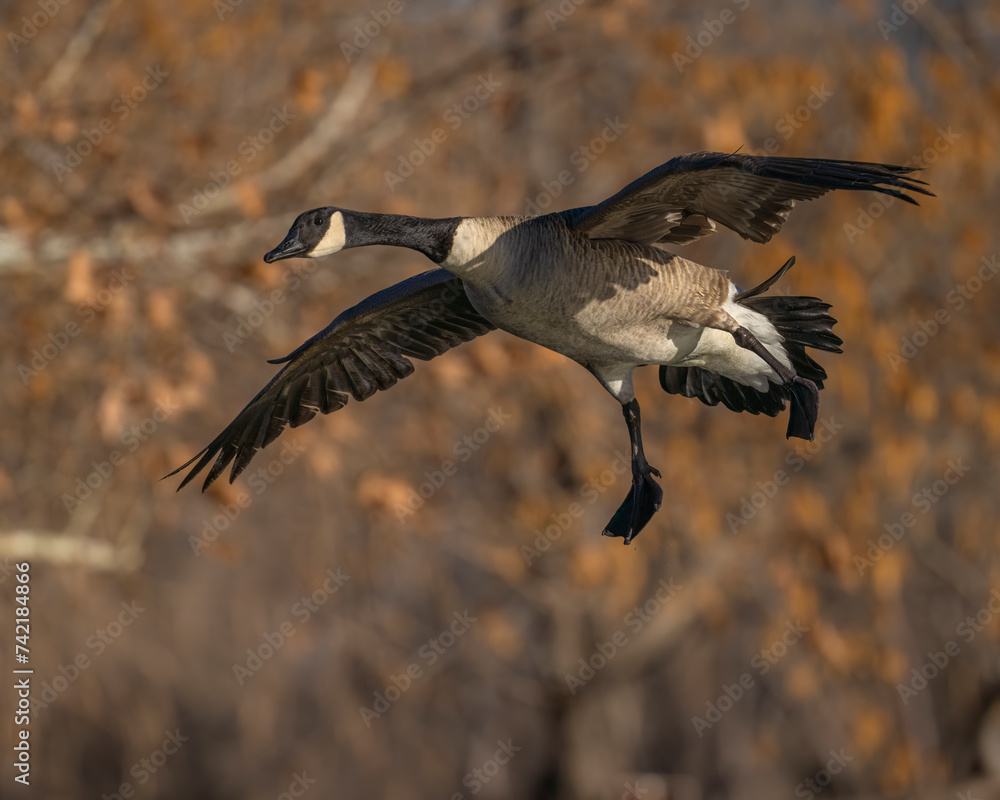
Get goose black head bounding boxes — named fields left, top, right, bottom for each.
left=264, top=207, right=346, bottom=263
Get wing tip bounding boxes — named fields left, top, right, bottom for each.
left=164, top=443, right=231, bottom=493
left=163, top=449, right=207, bottom=489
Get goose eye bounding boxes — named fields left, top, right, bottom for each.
left=313, top=216, right=324, bottom=226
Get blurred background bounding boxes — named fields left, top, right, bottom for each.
left=2, top=0, right=1000, bottom=797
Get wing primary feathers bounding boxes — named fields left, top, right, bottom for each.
left=563, top=151, right=934, bottom=245
left=165, top=270, right=495, bottom=491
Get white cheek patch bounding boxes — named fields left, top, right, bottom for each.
left=311, top=212, right=346, bottom=257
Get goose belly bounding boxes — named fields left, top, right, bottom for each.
left=467, top=282, right=783, bottom=392
left=469, top=285, right=707, bottom=366
left=461, top=241, right=743, bottom=368
left=560, top=306, right=706, bottom=365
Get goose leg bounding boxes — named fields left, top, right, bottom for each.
left=602, top=398, right=663, bottom=545
left=731, top=326, right=820, bottom=441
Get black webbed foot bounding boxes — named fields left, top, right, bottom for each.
left=601, top=397, right=663, bottom=545
left=602, top=463, right=663, bottom=545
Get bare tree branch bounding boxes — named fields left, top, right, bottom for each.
left=0, top=491, right=146, bottom=572
left=38, top=0, right=118, bottom=102
left=0, top=529, right=142, bottom=572
left=176, top=64, right=377, bottom=223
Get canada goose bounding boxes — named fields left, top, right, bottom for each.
left=169, top=152, right=931, bottom=544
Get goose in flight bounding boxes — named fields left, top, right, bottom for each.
left=169, top=152, right=931, bottom=544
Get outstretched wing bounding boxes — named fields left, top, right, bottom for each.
left=167, top=269, right=495, bottom=490
left=562, top=151, right=933, bottom=246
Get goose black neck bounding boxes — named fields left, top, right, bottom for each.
left=345, top=212, right=461, bottom=264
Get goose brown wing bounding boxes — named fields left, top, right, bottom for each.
left=167, top=269, right=495, bottom=490
left=562, top=151, right=933, bottom=246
